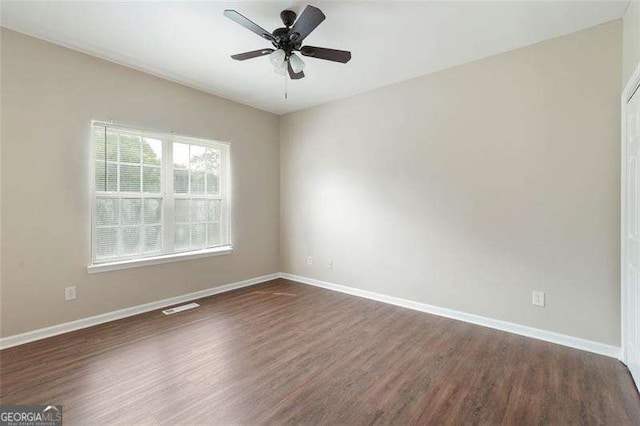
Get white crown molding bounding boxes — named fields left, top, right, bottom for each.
left=0, top=273, right=280, bottom=350
left=280, top=273, right=621, bottom=359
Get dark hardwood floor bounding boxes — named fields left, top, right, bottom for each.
left=1, top=278, right=639, bottom=425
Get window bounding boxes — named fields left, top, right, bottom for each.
left=90, top=122, right=231, bottom=270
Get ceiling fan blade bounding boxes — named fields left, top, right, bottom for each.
left=287, top=5, right=325, bottom=45
left=288, top=62, right=305, bottom=80
left=300, top=46, right=351, bottom=63
left=231, top=48, right=275, bottom=61
left=224, top=10, right=276, bottom=42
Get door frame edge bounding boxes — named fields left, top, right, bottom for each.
left=621, top=61, right=640, bottom=365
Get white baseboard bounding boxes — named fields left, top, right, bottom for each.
left=1, top=271, right=622, bottom=360
left=0, top=273, right=280, bottom=350
left=280, top=273, right=621, bottom=359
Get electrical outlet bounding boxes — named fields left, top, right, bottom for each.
left=532, top=291, right=545, bottom=307
left=65, top=286, right=76, bottom=301
left=307, top=256, right=313, bottom=266
left=327, top=260, right=333, bottom=269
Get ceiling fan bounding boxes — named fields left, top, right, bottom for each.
left=224, top=5, right=351, bottom=80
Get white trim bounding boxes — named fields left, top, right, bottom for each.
left=87, top=245, right=233, bottom=273
left=281, top=273, right=621, bottom=359
left=0, top=271, right=623, bottom=358
left=0, top=273, right=279, bottom=350
left=621, top=61, right=640, bottom=365
left=90, top=122, right=232, bottom=266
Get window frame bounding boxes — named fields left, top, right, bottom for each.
left=88, top=121, right=233, bottom=273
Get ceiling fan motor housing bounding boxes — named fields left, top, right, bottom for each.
left=272, top=27, right=289, bottom=40
left=274, top=10, right=302, bottom=52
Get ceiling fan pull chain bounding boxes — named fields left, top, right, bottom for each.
left=285, top=71, right=288, bottom=100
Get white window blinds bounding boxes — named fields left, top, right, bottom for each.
left=172, top=138, right=227, bottom=253
left=91, top=123, right=231, bottom=265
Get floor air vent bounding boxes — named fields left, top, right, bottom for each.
left=162, top=302, right=199, bottom=315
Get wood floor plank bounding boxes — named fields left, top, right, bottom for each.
left=1, top=278, right=639, bottom=425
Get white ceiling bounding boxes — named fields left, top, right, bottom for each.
left=0, top=1, right=629, bottom=114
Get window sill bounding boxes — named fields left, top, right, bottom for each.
left=87, top=246, right=233, bottom=274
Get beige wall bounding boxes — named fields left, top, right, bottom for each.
left=0, top=18, right=626, bottom=345
left=280, top=21, right=622, bottom=345
left=623, top=0, right=639, bottom=86
left=0, top=29, right=280, bottom=337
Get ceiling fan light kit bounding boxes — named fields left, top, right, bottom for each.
left=224, top=4, right=351, bottom=83
left=270, top=49, right=286, bottom=67
left=289, top=53, right=306, bottom=74
left=273, top=58, right=288, bottom=76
